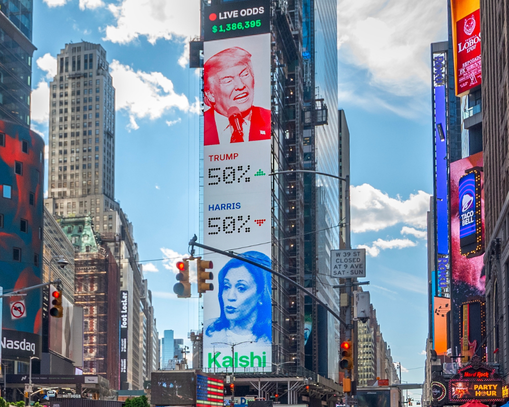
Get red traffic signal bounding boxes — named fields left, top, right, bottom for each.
left=49, top=286, right=63, bottom=318
left=173, top=259, right=191, bottom=298
left=340, top=340, right=354, bottom=371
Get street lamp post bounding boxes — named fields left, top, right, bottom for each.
left=27, top=356, right=39, bottom=406
left=212, top=341, right=253, bottom=407
left=270, top=169, right=355, bottom=403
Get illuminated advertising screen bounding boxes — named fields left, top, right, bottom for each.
left=433, top=50, right=450, bottom=299
left=0, top=122, right=44, bottom=361
left=459, top=170, right=482, bottom=256
left=196, top=374, right=224, bottom=407
left=449, top=380, right=503, bottom=402
left=203, top=0, right=270, bottom=42
left=449, top=365, right=504, bottom=403
left=450, top=0, right=481, bottom=96
left=120, top=290, right=128, bottom=385
left=151, top=372, right=196, bottom=406
left=202, top=0, right=272, bottom=373
left=433, top=297, right=450, bottom=355
left=450, top=152, right=484, bottom=352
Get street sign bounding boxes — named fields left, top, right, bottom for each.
left=10, top=300, right=26, bottom=319
left=331, top=249, right=366, bottom=278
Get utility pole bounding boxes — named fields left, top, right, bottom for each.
left=212, top=341, right=252, bottom=407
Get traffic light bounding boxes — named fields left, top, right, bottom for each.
left=49, top=285, right=63, bottom=318
left=339, top=340, right=354, bottom=371
left=173, top=259, right=191, bottom=298
left=197, top=257, right=214, bottom=294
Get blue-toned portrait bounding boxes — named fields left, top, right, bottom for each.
left=205, top=251, right=272, bottom=345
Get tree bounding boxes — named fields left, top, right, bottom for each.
left=124, top=395, right=149, bottom=407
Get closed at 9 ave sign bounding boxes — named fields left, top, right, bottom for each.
left=330, top=249, right=366, bottom=278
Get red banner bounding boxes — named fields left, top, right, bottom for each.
left=455, top=9, right=481, bottom=95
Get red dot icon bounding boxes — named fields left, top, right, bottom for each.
left=209, top=13, right=217, bottom=21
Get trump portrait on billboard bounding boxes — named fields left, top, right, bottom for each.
left=203, top=41, right=271, bottom=145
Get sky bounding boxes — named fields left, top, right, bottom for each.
left=31, top=0, right=449, bottom=396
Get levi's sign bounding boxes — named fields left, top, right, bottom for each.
left=331, top=249, right=366, bottom=278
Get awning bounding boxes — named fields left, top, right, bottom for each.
left=461, top=401, right=489, bottom=407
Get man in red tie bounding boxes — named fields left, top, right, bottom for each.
left=203, top=47, right=271, bottom=146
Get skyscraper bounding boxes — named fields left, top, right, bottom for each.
left=0, top=0, right=44, bottom=390
left=44, top=41, right=156, bottom=390
left=45, top=41, right=117, bottom=231
left=481, top=0, right=509, bottom=378
left=196, top=0, right=347, bottom=397
left=0, top=0, right=35, bottom=126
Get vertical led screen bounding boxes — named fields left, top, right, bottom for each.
left=202, top=0, right=272, bottom=373
left=0, top=122, right=44, bottom=361
left=120, top=290, right=128, bottom=385
left=450, top=152, right=484, bottom=352
left=433, top=50, right=450, bottom=300
left=196, top=374, right=224, bottom=407
left=450, top=0, right=481, bottom=96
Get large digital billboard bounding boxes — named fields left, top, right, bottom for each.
left=152, top=372, right=196, bottom=406
left=450, top=0, right=481, bottom=96
left=120, top=290, right=128, bottom=386
left=450, top=152, right=484, bottom=353
left=433, top=50, right=450, bottom=299
left=0, top=122, right=44, bottom=361
left=202, top=0, right=272, bottom=373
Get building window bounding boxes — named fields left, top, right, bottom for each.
left=29, top=192, right=34, bottom=205
left=0, top=132, right=5, bottom=147
left=22, top=140, right=28, bottom=153
left=34, top=253, right=39, bottom=267
left=20, top=219, right=28, bottom=233
left=0, top=214, right=3, bottom=228
left=15, top=161, right=23, bottom=175
left=13, top=248, right=21, bottom=262
left=2, top=185, right=11, bottom=199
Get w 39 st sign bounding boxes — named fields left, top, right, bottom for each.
left=330, top=249, right=366, bottom=278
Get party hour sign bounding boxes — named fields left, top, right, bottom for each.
left=202, top=0, right=272, bottom=373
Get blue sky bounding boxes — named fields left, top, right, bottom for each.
left=31, top=0, right=449, bottom=393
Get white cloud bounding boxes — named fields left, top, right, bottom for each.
left=178, top=42, right=190, bottom=68
left=338, top=0, right=447, bottom=98
left=43, top=0, right=69, bottom=7
left=31, top=81, right=50, bottom=124
left=370, top=284, right=397, bottom=295
left=142, top=262, right=159, bottom=273
left=104, top=0, right=199, bottom=45
left=420, top=350, right=426, bottom=355
left=79, top=0, right=104, bottom=10
left=155, top=185, right=160, bottom=190
left=36, top=54, right=57, bottom=79
left=166, top=118, right=181, bottom=127
left=110, top=60, right=198, bottom=130
left=401, top=226, right=427, bottom=240
left=382, top=266, right=427, bottom=294
left=351, top=184, right=430, bottom=233
left=358, top=238, right=417, bottom=257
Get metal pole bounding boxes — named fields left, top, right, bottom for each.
left=3, top=363, right=6, bottom=400
left=231, top=344, right=235, bottom=407
left=28, top=358, right=32, bottom=407
left=344, top=174, right=353, bottom=407
left=189, top=237, right=347, bottom=327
